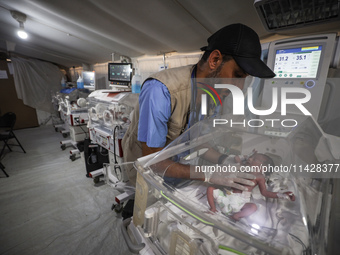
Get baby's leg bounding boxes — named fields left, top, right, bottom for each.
left=232, top=203, right=257, bottom=221
left=207, top=187, right=217, bottom=212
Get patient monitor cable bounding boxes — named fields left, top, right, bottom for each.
left=113, top=125, right=122, bottom=181
left=265, top=194, right=307, bottom=254
left=288, top=233, right=308, bottom=254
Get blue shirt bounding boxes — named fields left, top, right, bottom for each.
left=137, top=76, right=221, bottom=148
left=138, top=79, right=171, bottom=148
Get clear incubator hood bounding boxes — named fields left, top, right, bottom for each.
left=130, top=113, right=340, bottom=255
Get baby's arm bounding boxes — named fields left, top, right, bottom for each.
left=207, top=186, right=218, bottom=212
left=257, top=177, right=295, bottom=201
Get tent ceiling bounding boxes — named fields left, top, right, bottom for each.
left=0, top=0, right=339, bottom=68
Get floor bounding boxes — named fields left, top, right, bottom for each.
left=0, top=125, right=132, bottom=255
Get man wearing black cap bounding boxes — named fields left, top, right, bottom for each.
left=122, top=23, right=275, bottom=188
left=199, top=23, right=275, bottom=79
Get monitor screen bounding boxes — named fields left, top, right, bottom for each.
left=82, top=71, right=95, bottom=88
left=273, top=46, right=322, bottom=79
left=108, top=63, right=132, bottom=83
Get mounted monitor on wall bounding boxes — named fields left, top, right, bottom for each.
left=108, top=63, right=132, bottom=90
left=82, top=71, right=95, bottom=90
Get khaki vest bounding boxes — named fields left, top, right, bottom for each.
left=122, top=65, right=194, bottom=184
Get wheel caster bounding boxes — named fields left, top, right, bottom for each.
left=55, top=127, right=58, bottom=132
left=93, top=176, right=100, bottom=183
left=70, top=155, right=76, bottom=161
left=61, top=144, right=66, bottom=150
left=62, top=133, right=68, bottom=138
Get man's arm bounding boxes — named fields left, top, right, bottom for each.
left=138, top=80, right=255, bottom=190
left=141, top=142, right=164, bottom=156
left=147, top=152, right=256, bottom=191
left=199, top=147, right=226, bottom=164
left=138, top=80, right=171, bottom=149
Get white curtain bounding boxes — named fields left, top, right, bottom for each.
left=11, top=57, right=63, bottom=113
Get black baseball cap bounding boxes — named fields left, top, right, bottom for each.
left=200, top=23, right=275, bottom=78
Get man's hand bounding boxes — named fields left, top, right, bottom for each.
left=208, top=171, right=255, bottom=191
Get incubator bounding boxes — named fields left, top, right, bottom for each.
left=54, top=90, right=90, bottom=133
left=52, top=89, right=90, bottom=160
left=122, top=113, right=340, bottom=255
left=51, top=92, right=64, bottom=129
left=53, top=93, right=71, bottom=135
left=87, top=90, right=138, bottom=182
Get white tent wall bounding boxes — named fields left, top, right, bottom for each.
left=132, top=51, right=202, bottom=83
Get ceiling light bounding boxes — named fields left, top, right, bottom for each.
left=17, top=22, right=28, bottom=39
left=10, top=10, right=28, bottom=40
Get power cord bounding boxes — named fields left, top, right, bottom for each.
left=75, top=117, right=89, bottom=139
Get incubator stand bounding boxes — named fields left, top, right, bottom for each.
left=123, top=114, right=340, bottom=255
left=60, top=98, right=89, bottom=161
left=87, top=90, right=138, bottom=187
left=52, top=93, right=70, bottom=135
left=53, top=91, right=90, bottom=161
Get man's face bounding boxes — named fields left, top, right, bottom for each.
left=209, top=58, right=248, bottom=99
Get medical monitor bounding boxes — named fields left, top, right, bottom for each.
left=273, top=46, right=322, bottom=79
left=82, top=71, right=95, bottom=90
left=108, top=63, right=132, bottom=88
left=262, top=33, right=337, bottom=119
